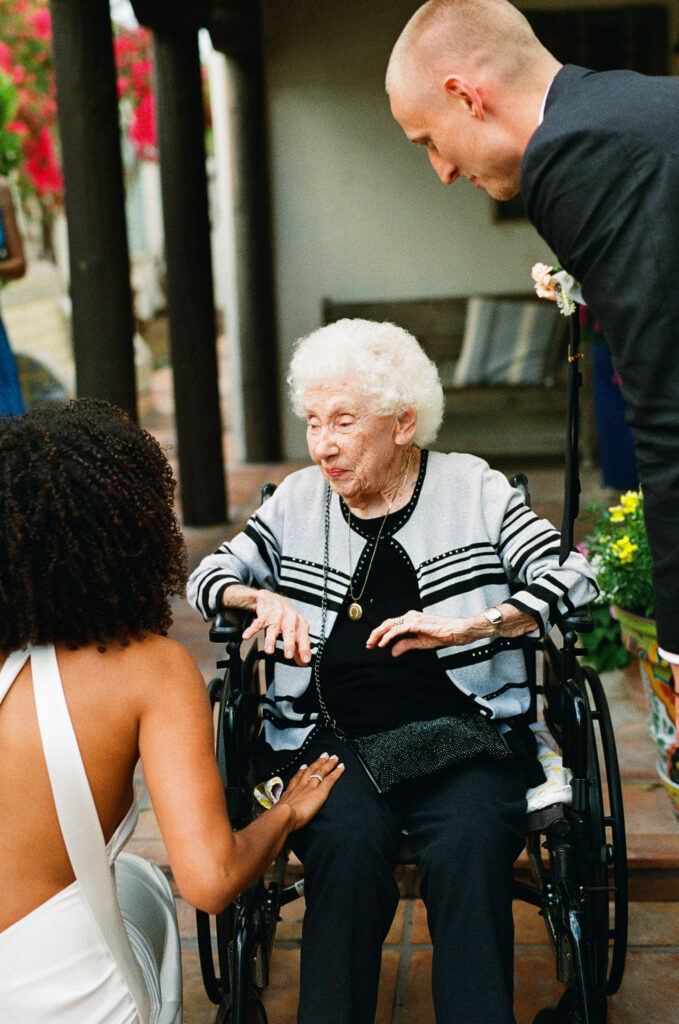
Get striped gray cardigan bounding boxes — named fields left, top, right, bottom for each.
left=188, top=451, right=598, bottom=751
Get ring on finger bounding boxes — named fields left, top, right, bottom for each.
left=393, top=617, right=405, bottom=626
left=308, top=773, right=324, bottom=783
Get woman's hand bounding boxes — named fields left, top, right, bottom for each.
left=367, top=605, right=538, bottom=657
left=367, top=611, right=489, bottom=656
left=238, top=590, right=312, bottom=665
left=278, top=753, right=345, bottom=829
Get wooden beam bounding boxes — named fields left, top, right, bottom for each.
left=153, top=28, right=228, bottom=525
left=130, top=0, right=210, bottom=32
left=131, top=0, right=243, bottom=34
left=50, top=0, right=137, bottom=418
left=211, top=3, right=282, bottom=460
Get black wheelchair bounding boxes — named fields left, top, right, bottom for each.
left=195, top=475, right=628, bottom=1024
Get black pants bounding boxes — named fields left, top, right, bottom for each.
left=285, top=730, right=528, bottom=1024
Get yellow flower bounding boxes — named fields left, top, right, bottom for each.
left=620, top=490, right=641, bottom=513
left=608, top=505, right=625, bottom=522
left=611, top=536, right=638, bottom=563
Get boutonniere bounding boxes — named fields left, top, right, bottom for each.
left=531, top=262, right=583, bottom=316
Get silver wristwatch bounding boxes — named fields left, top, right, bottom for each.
left=483, top=606, right=503, bottom=637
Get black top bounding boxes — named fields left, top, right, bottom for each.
left=295, top=452, right=475, bottom=736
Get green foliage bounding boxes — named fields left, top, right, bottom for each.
left=578, top=603, right=629, bottom=674
left=581, top=488, right=654, bottom=618
left=0, top=71, right=21, bottom=177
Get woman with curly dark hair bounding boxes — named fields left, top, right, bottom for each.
left=0, top=400, right=343, bottom=1024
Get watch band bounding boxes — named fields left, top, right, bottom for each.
left=483, top=606, right=503, bottom=637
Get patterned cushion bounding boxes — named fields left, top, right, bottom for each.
left=453, top=296, right=561, bottom=386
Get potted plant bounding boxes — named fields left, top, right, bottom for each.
left=583, top=489, right=678, bottom=815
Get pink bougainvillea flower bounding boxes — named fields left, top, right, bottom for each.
left=132, top=59, right=152, bottom=81
left=114, top=35, right=136, bottom=58
left=6, top=119, right=29, bottom=136
left=24, top=125, right=63, bottom=195
left=28, top=7, right=51, bottom=39
left=129, top=90, right=157, bottom=160
left=0, top=42, right=12, bottom=73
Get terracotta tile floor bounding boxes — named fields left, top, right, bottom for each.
left=135, top=368, right=679, bottom=1024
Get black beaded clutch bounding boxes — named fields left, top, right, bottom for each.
left=351, top=713, right=513, bottom=794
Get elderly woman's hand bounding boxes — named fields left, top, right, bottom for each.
left=241, top=590, right=312, bottom=665
left=367, top=605, right=538, bottom=656
left=366, top=612, right=488, bottom=656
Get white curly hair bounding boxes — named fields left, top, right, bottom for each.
left=287, top=318, right=444, bottom=447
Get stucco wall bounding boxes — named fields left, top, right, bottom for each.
left=259, top=0, right=677, bottom=456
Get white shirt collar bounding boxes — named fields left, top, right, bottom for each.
left=538, top=75, right=558, bottom=125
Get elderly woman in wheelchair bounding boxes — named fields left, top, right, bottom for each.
left=188, top=318, right=598, bottom=1024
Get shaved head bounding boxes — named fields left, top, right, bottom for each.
left=387, top=0, right=562, bottom=202
left=386, top=0, right=549, bottom=97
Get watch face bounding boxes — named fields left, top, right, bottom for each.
left=486, top=608, right=502, bottom=625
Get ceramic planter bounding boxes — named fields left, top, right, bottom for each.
left=613, top=605, right=678, bottom=816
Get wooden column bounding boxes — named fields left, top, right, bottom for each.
left=153, top=29, right=227, bottom=525
left=50, top=0, right=136, bottom=418
left=212, top=3, right=281, bottom=461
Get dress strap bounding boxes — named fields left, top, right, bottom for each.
left=29, top=644, right=151, bottom=1024
left=0, top=648, right=30, bottom=704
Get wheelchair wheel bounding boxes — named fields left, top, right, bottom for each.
left=580, top=665, right=628, bottom=995
left=539, top=647, right=626, bottom=1023
left=533, top=985, right=607, bottom=1023
left=562, top=663, right=626, bottom=1008
left=536, top=983, right=610, bottom=1024
left=214, top=994, right=267, bottom=1024
left=569, top=687, right=610, bottom=1020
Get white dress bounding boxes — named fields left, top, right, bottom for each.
left=0, top=805, right=141, bottom=1023
left=0, top=646, right=164, bottom=1024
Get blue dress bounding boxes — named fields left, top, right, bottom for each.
left=0, top=305, right=26, bottom=415
left=0, top=206, right=26, bottom=415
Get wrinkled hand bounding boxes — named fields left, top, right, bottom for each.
left=242, top=591, right=311, bottom=665
left=278, top=753, right=345, bottom=829
left=366, top=611, right=489, bottom=657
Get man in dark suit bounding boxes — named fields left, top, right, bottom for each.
left=387, top=0, right=679, bottom=751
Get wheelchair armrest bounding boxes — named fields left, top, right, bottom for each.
left=552, top=605, right=593, bottom=634
left=209, top=607, right=253, bottom=644
left=525, top=802, right=570, bottom=835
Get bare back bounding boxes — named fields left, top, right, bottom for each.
left=0, top=636, right=174, bottom=931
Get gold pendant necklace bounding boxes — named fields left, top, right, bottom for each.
left=347, top=448, right=413, bottom=620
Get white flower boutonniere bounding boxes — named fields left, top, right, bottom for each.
left=531, top=262, right=583, bottom=316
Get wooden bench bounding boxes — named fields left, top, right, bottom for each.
left=323, top=295, right=595, bottom=464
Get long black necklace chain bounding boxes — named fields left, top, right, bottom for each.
left=346, top=448, right=412, bottom=620
left=312, top=483, right=346, bottom=738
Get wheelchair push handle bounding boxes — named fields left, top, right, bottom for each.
left=209, top=607, right=252, bottom=644
left=208, top=483, right=277, bottom=646
left=554, top=605, right=593, bottom=635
